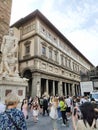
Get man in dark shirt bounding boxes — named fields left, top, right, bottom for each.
left=42, top=96, right=49, bottom=116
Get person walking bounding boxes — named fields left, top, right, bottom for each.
left=49, top=97, right=58, bottom=130
left=21, top=99, right=28, bottom=119
left=31, top=97, right=39, bottom=123
left=42, top=95, right=49, bottom=116
left=59, top=96, right=68, bottom=126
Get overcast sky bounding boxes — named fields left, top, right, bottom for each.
left=10, top=0, right=98, bottom=66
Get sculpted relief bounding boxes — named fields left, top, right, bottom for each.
left=0, top=28, right=19, bottom=78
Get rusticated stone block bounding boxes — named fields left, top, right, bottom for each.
left=0, top=0, right=12, bottom=46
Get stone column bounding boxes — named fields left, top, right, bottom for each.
left=78, top=85, right=81, bottom=96
left=64, top=83, right=67, bottom=96
left=53, top=81, right=55, bottom=96
left=68, top=83, right=70, bottom=95
left=72, top=84, right=75, bottom=96
left=58, top=81, right=63, bottom=96
left=46, top=79, right=49, bottom=95
left=76, top=85, right=80, bottom=96
left=32, top=74, right=41, bottom=97
left=70, top=84, right=72, bottom=96
left=76, top=85, right=78, bottom=95
left=36, top=81, right=40, bottom=97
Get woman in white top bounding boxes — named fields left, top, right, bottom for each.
left=49, top=97, right=58, bottom=130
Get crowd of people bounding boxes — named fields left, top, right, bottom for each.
left=17, top=94, right=98, bottom=130
left=0, top=92, right=98, bottom=130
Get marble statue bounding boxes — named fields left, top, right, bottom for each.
left=0, top=28, right=19, bottom=77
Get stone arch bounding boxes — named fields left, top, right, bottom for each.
left=22, top=68, right=32, bottom=96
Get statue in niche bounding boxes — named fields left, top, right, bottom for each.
left=0, top=28, right=19, bottom=77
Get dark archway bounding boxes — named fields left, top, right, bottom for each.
left=23, top=69, right=32, bottom=96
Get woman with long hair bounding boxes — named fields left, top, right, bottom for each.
left=76, top=102, right=98, bottom=130
left=21, top=99, right=28, bottom=119
left=49, top=97, right=58, bottom=130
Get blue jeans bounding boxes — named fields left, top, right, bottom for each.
left=57, top=107, right=62, bottom=118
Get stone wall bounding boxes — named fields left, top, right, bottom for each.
left=0, top=0, right=12, bottom=46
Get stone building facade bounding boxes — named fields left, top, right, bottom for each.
left=0, top=0, right=12, bottom=46
left=11, top=10, right=94, bottom=97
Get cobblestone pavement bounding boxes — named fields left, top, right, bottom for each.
left=26, top=111, right=73, bottom=130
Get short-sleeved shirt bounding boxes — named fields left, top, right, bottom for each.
left=0, top=108, right=27, bottom=130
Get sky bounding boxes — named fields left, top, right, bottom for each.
left=10, top=0, right=98, bottom=66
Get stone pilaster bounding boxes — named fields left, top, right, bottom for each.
left=46, top=79, right=49, bottom=94
left=0, top=0, right=12, bottom=46
left=72, top=84, right=75, bottom=96
left=32, top=74, right=41, bottom=97
left=68, top=83, right=71, bottom=95
left=53, top=81, right=55, bottom=96
left=64, top=83, right=67, bottom=96
left=58, top=81, right=63, bottom=96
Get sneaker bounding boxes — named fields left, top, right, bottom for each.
left=61, top=124, right=66, bottom=126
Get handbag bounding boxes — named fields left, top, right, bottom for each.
left=5, top=112, right=21, bottom=130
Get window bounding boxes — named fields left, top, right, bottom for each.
left=24, top=41, right=31, bottom=55
left=40, top=26, right=46, bottom=35
left=73, top=62, right=75, bottom=70
left=25, top=45, right=30, bottom=54
left=77, top=65, right=79, bottom=72
left=61, top=55, right=64, bottom=65
left=42, top=46, right=46, bottom=55
left=18, top=90, right=23, bottom=96
left=49, top=49, right=52, bottom=59
left=5, top=90, right=12, bottom=96
left=65, top=57, right=67, bottom=66
left=68, top=59, right=71, bottom=68
left=54, top=51, right=58, bottom=62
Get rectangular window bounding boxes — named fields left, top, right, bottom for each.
left=54, top=52, right=58, bottom=62
left=61, top=55, right=64, bottom=65
left=68, top=59, right=71, bottom=68
left=49, top=49, right=52, bottom=59
left=18, top=90, right=23, bottom=96
left=42, top=46, right=46, bottom=55
left=67, top=59, right=70, bottom=68
left=5, top=90, right=12, bottom=96
left=24, top=41, right=31, bottom=55
left=25, top=45, right=30, bottom=54
left=65, top=57, right=67, bottom=66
